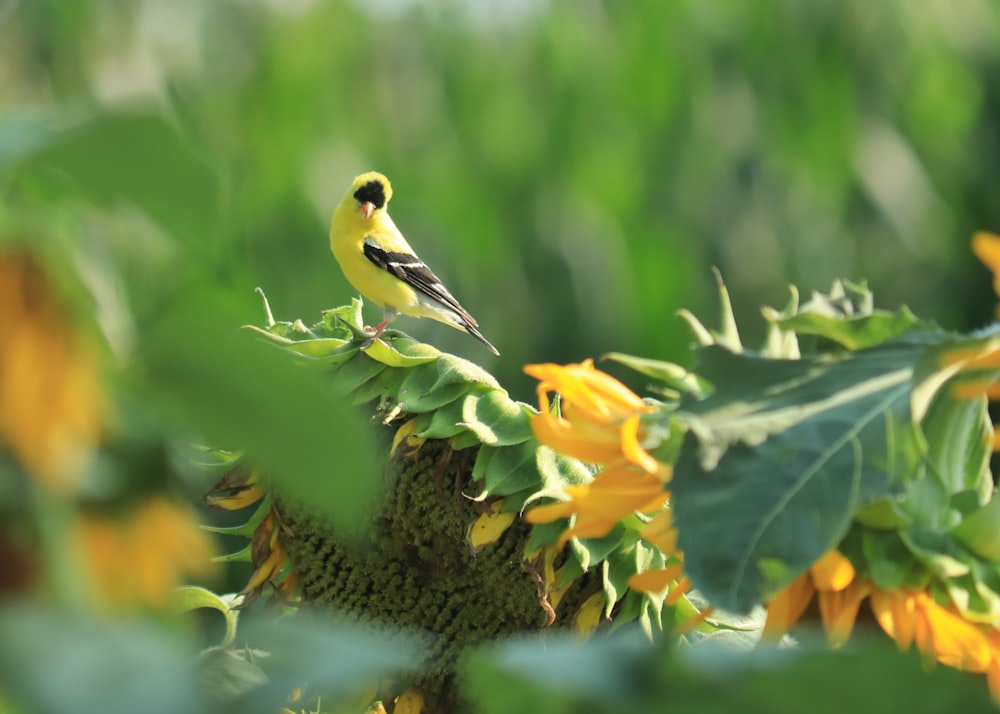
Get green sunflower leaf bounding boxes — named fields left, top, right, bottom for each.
left=460, top=391, right=534, bottom=446
left=950, top=496, right=1000, bottom=564
left=362, top=335, right=441, bottom=367
left=477, top=441, right=542, bottom=497
left=672, top=340, right=927, bottom=612
left=772, top=280, right=934, bottom=350
left=414, top=400, right=469, bottom=440
left=602, top=352, right=709, bottom=397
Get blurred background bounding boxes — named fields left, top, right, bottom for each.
left=4, top=2, right=1000, bottom=711
left=4, top=0, right=1000, bottom=396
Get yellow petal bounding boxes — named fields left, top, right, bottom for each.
left=920, top=596, right=993, bottom=673
left=468, top=501, right=516, bottom=550
left=640, top=510, right=678, bottom=554
left=530, top=412, right=624, bottom=465
left=620, top=414, right=660, bottom=473
left=972, top=231, right=1000, bottom=277
left=818, top=579, right=870, bottom=647
left=524, top=499, right=579, bottom=524
left=810, top=550, right=855, bottom=592
left=987, top=660, right=1000, bottom=704
left=394, top=688, right=425, bottom=714
left=628, top=564, right=684, bottom=594
left=666, top=576, right=692, bottom=606
left=762, top=574, right=816, bottom=641
left=574, top=591, right=607, bottom=635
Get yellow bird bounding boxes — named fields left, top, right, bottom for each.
left=329, top=171, right=499, bottom=356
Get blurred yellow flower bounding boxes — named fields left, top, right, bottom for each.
left=524, top=359, right=680, bottom=611
left=972, top=231, right=1000, bottom=310
left=0, top=250, right=104, bottom=491
left=871, top=587, right=993, bottom=672
left=763, top=548, right=1000, bottom=698
left=76, top=496, right=217, bottom=610
left=762, top=549, right=860, bottom=645
left=525, top=360, right=659, bottom=473
left=524, top=465, right=669, bottom=545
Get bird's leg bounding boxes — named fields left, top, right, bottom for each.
left=361, top=307, right=397, bottom=348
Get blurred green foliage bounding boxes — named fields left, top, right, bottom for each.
left=4, top=2, right=1000, bottom=712
left=5, top=0, right=999, bottom=398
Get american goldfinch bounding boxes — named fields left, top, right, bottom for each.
left=329, top=171, right=500, bottom=356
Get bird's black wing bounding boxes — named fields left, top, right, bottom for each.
left=362, top=240, right=479, bottom=326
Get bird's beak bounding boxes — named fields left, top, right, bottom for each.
left=359, top=202, right=375, bottom=219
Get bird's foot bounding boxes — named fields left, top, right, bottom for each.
left=360, top=319, right=388, bottom=349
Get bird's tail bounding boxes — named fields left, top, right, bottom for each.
left=463, top=322, right=500, bottom=356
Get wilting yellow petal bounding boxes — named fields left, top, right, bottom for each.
left=810, top=550, right=855, bottom=592
left=390, top=418, right=424, bottom=458
left=394, top=689, right=425, bottom=714
left=468, top=501, right=516, bottom=550
left=574, top=591, right=607, bottom=635
left=204, top=484, right=269, bottom=510
left=242, top=544, right=286, bottom=594
left=762, top=574, right=816, bottom=641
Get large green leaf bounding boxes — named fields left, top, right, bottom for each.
left=673, top=342, right=926, bottom=612
left=16, top=112, right=218, bottom=246
left=132, top=290, right=379, bottom=530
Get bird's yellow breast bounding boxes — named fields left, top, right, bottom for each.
left=329, top=206, right=420, bottom=312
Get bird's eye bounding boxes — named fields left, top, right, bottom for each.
left=353, top=180, right=386, bottom=209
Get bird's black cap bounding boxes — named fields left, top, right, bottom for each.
left=354, top=179, right=387, bottom=209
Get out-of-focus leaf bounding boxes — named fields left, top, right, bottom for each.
left=463, top=629, right=992, bottom=714
left=671, top=638, right=993, bottom=714
left=0, top=605, right=207, bottom=714
left=19, top=112, right=218, bottom=246
left=232, top=614, right=422, bottom=714
left=170, top=587, right=242, bottom=649
left=0, top=113, right=67, bottom=170
left=673, top=342, right=925, bottom=612
left=133, top=290, right=378, bottom=530
left=461, top=630, right=650, bottom=714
